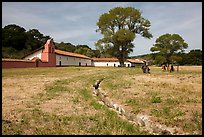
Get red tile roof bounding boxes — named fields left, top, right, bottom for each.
left=92, top=58, right=144, bottom=64
left=92, top=58, right=118, bottom=62
left=31, top=57, right=48, bottom=62
left=126, top=59, right=144, bottom=64
left=55, top=49, right=91, bottom=59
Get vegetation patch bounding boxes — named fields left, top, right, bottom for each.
left=151, top=96, right=162, bottom=103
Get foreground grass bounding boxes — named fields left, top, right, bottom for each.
left=2, top=66, right=202, bottom=135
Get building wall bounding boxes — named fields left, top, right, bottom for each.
left=124, top=62, right=132, bottom=67
left=93, top=61, right=132, bottom=67
left=93, top=61, right=120, bottom=67
left=56, top=54, right=92, bottom=66
left=2, top=60, right=36, bottom=68
left=2, top=59, right=52, bottom=68
left=23, top=49, right=43, bottom=60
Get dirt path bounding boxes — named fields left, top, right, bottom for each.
left=92, top=85, right=190, bottom=135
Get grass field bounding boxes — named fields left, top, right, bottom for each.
left=2, top=66, right=202, bottom=135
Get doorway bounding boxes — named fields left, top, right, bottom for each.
left=35, top=60, right=39, bottom=67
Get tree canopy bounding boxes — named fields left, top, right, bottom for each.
left=2, top=24, right=27, bottom=50
left=2, top=24, right=100, bottom=59
left=55, top=42, right=76, bottom=52
left=2, top=24, right=51, bottom=58
left=95, top=7, right=153, bottom=66
left=150, top=33, right=188, bottom=65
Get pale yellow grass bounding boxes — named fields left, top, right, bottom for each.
left=2, top=66, right=202, bottom=135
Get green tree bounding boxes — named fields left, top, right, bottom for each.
left=154, top=55, right=166, bottom=66
left=2, top=24, right=51, bottom=59
left=92, top=50, right=101, bottom=58
left=74, top=47, right=95, bottom=57
left=55, top=42, right=76, bottom=52
left=150, top=33, right=188, bottom=65
left=186, top=49, right=202, bottom=65
left=25, top=29, right=50, bottom=51
left=95, top=7, right=153, bottom=66
left=76, top=45, right=91, bottom=50
left=2, top=24, right=27, bottom=50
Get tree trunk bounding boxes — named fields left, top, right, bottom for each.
left=118, top=58, right=125, bottom=67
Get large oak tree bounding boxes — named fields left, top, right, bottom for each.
left=95, top=7, right=153, bottom=67
left=150, top=33, right=188, bottom=65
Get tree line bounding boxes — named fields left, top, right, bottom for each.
left=2, top=24, right=50, bottom=59
left=132, top=49, right=202, bottom=66
left=2, top=24, right=100, bottom=59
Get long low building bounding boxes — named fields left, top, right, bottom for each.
left=92, top=58, right=144, bottom=67
left=2, top=39, right=145, bottom=68
left=21, top=39, right=92, bottom=67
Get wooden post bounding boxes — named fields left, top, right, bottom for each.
left=177, top=65, right=179, bottom=72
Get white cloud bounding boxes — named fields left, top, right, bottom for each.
left=2, top=2, right=202, bottom=56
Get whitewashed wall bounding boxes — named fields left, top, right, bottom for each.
left=56, top=54, right=92, bottom=66
left=23, top=49, right=43, bottom=60
left=124, top=62, right=132, bottom=67
left=93, top=61, right=132, bottom=67
left=93, top=61, right=119, bottom=67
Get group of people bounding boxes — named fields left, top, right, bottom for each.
left=161, top=64, right=174, bottom=72
left=141, top=64, right=150, bottom=73
left=141, top=63, right=175, bottom=74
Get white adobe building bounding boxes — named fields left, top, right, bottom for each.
left=55, top=50, right=92, bottom=66
left=22, top=39, right=92, bottom=67
left=22, top=39, right=145, bottom=67
left=92, top=58, right=144, bottom=67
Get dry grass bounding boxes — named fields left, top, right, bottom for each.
left=2, top=66, right=202, bottom=135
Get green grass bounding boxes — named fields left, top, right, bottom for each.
left=151, top=96, right=162, bottom=103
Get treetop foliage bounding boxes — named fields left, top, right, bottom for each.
left=150, top=33, right=188, bottom=64
left=96, top=6, right=153, bottom=66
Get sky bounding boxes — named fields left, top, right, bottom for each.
left=2, top=2, right=202, bottom=56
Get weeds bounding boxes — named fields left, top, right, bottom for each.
left=151, top=96, right=162, bottom=103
